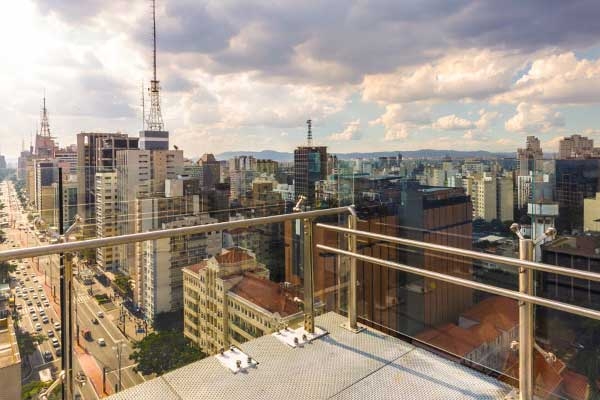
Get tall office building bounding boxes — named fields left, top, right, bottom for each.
left=555, top=159, right=600, bottom=232
left=517, top=136, right=543, bottom=176
left=558, top=134, right=600, bottom=160
left=294, top=120, right=327, bottom=208
left=197, top=153, right=221, bottom=191
left=76, top=132, right=138, bottom=234
left=397, top=183, right=473, bottom=334
left=115, top=149, right=184, bottom=305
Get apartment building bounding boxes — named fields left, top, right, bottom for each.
left=467, top=174, right=513, bottom=222
left=141, top=213, right=222, bottom=322
left=95, top=172, right=119, bottom=271
left=183, top=247, right=304, bottom=355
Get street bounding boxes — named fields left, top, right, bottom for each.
left=2, top=180, right=145, bottom=398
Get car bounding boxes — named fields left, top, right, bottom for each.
left=28, top=287, right=34, bottom=292
left=55, top=347, right=61, bottom=357
left=54, top=322, right=61, bottom=330
left=31, top=314, right=38, bottom=321
left=32, top=278, right=38, bottom=283
left=26, top=300, right=32, bottom=306
left=51, top=338, right=60, bottom=348
left=16, top=304, right=22, bottom=310
left=47, top=330, right=54, bottom=337
left=39, top=309, right=45, bottom=315
left=43, top=301, right=50, bottom=307
left=97, top=338, right=106, bottom=346
left=25, top=277, right=29, bottom=281
left=37, top=285, right=43, bottom=291
left=32, top=294, right=38, bottom=299
left=91, top=318, right=99, bottom=325
left=42, top=316, right=49, bottom=324
left=43, top=351, right=53, bottom=362
left=35, top=323, right=41, bottom=331
left=36, top=301, right=42, bottom=307
left=29, top=307, right=35, bottom=313
left=97, top=311, right=104, bottom=318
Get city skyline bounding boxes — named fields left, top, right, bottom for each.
left=3, top=1, right=600, bottom=158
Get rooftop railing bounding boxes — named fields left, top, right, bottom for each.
left=2, top=200, right=600, bottom=399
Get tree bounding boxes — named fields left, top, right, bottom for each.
left=113, top=273, right=133, bottom=299
left=129, top=331, right=205, bottom=376
left=16, top=331, right=47, bottom=359
left=0, top=261, right=15, bottom=283
left=21, top=381, right=50, bottom=400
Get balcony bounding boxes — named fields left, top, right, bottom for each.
left=2, top=206, right=599, bottom=400
left=106, top=312, right=513, bottom=400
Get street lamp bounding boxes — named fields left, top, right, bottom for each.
left=113, top=341, right=125, bottom=392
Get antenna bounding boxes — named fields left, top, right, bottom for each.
left=146, top=0, right=164, bottom=131
left=152, top=0, right=157, bottom=82
left=306, top=119, right=313, bottom=146
left=141, top=80, right=145, bottom=130
left=40, top=95, right=51, bottom=137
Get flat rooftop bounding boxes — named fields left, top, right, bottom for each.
left=0, top=317, right=20, bottom=369
left=107, top=313, right=513, bottom=400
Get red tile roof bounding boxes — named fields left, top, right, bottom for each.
left=561, top=370, right=590, bottom=400
left=184, top=261, right=207, bottom=274
left=415, top=323, right=486, bottom=357
left=460, top=296, right=518, bottom=332
left=216, top=247, right=254, bottom=265
left=230, top=274, right=300, bottom=317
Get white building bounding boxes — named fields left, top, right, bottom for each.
left=141, top=213, right=222, bottom=322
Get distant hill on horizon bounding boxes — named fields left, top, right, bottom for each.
left=214, top=149, right=515, bottom=162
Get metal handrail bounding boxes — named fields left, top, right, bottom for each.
left=316, top=222, right=600, bottom=400
left=0, top=206, right=354, bottom=262
left=316, top=244, right=600, bottom=321
left=315, top=223, right=600, bottom=282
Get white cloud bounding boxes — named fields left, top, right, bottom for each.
left=432, top=114, right=475, bottom=130
left=495, top=52, right=600, bottom=104
left=505, top=103, right=565, bottom=133
left=329, top=119, right=361, bottom=141
left=475, top=109, right=499, bottom=130
left=370, top=103, right=431, bottom=141
left=362, top=49, right=527, bottom=104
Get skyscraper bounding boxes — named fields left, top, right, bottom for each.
left=558, top=134, right=600, bottom=159
left=294, top=120, right=327, bottom=208
left=517, top=136, right=543, bottom=176
left=76, top=132, right=138, bottom=234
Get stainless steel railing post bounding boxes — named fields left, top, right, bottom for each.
left=303, top=218, right=315, bottom=334
left=347, top=213, right=358, bottom=331
left=519, top=238, right=534, bottom=400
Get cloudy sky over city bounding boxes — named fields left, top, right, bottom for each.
left=2, top=0, right=600, bottom=157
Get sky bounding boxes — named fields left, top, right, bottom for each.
left=2, top=0, right=600, bottom=158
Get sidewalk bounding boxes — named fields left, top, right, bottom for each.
left=75, top=343, right=112, bottom=397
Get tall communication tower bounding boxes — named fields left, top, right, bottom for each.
left=306, top=119, right=313, bottom=146
left=146, top=0, right=164, bottom=131
left=40, top=95, right=52, bottom=137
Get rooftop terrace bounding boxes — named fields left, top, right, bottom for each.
left=106, top=313, right=513, bottom=400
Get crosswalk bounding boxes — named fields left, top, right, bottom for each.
left=75, top=293, right=91, bottom=304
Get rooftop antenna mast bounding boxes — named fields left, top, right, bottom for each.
left=40, top=93, right=52, bottom=138
left=306, top=119, right=313, bottom=146
left=146, top=0, right=164, bottom=131
left=141, top=80, right=145, bottom=130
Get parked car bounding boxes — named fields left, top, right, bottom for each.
left=97, top=338, right=106, bottom=346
